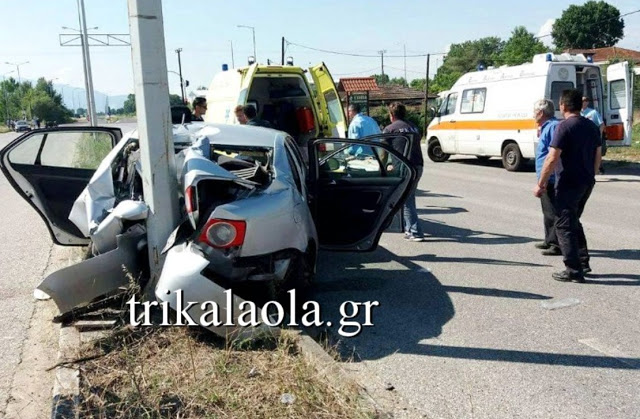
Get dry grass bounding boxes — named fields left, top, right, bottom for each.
left=0, top=125, right=11, bottom=133
left=74, top=325, right=373, bottom=418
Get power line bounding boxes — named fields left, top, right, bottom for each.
left=284, top=39, right=446, bottom=58
left=333, top=67, right=380, bottom=76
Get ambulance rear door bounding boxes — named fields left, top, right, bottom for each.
left=605, top=61, right=633, bottom=146
left=309, top=63, right=347, bottom=138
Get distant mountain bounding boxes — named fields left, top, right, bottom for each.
left=53, top=83, right=128, bottom=112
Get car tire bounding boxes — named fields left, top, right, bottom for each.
left=502, top=143, right=523, bottom=171
left=427, top=139, right=450, bottom=162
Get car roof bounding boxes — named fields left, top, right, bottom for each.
left=171, top=123, right=286, bottom=148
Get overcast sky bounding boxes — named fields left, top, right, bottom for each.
left=1, top=0, right=638, bottom=97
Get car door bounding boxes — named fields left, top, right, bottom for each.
left=605, top=62, right=633, bottom=146
left=309, top=63, right=347, bottom=138
left=307, top=134, right=416, bottom=251
left=0, top=126, right=122, bottom=246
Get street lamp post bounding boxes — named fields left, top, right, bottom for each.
left=4, top=61, right=29, bottom=84
left=237, top=25, right=256, bottom=62
left=175, top=48, right=185, bottom=103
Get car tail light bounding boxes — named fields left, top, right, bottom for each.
left=185, top=185, right=197, bottom=214
left=198, top=219, right=246, bottom=248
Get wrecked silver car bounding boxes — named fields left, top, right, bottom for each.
left=0, top=123, right=417, bottom=335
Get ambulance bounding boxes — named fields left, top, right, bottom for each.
left=426, top=53, right=634, bottom=171
left=204, top=61, right=347, bottom=151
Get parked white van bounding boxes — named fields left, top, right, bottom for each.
left=205, top=62, right=347, bottom=151
left=426, top=53, right=634, bottom=171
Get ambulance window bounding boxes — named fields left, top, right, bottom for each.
left=610, top=80, right=626, bottom=110
left=461, top=88, right=486, bottom=113
left=550, top=81, right=574, bottom=110
left=324, top=91, right=342, bottom=124
left=443, top=93, right=458, bottom=116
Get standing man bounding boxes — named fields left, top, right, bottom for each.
left=234, top=105, right=248, bottom=124
left=192, top=97, right=207, bottom=121
left=347, top=103, right=381, bottom=139
left=533, top=89, right=601, bottom=283
left=383, top=102, right=425, bottom=242
left=581, top=96, right=606, bottom=174
left=533, top=99, right=561, bottom=255
left=244, top=105, right=272, bottom=128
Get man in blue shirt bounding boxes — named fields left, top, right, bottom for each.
left=534, top=99, right=561, bottom=255
left=581, top=96, right=606, bottom=174
left=347, top=103, right=381, bottom=157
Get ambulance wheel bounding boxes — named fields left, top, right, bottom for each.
left=502, top=143, right=523, bottom=171
left=427, top=139, right=450, bottom=162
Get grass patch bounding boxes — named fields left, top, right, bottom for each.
left=75, top=326, right=373, bottom=418
left=72, top=132, right=113, bottom=169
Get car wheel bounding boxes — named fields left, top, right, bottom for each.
left=427, top=139, right=450, bottom=162
left=502, top=143, right=523, bottom=171
left=476, top=156, right=491, bottom=162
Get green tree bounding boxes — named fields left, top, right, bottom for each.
left=389, top=77, right=408, bottom=87
left=410, top=78, right=426, bottom=91
left=552, top=1, right=624, bottom=49
left=500, top=26, right=548, bottom=65
left=123, top=93, right=136, bottom=114
left=371, top=74, right=390, bottom=85
left=431, top=37, right=504, bottom=92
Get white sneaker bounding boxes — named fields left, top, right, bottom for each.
left=405, top=234, right=425, bottom=242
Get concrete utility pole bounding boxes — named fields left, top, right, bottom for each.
left=175, top=48, right=185, bottom=103
left=77, top=0, right=98, bottom=126
left=230, top=40, right=235, bottom=68
left=127, top=0, right=179, bottom=287
left=378, top=50, right=387, bottom=79
left=423, top=54, right=430, bottom=139
left=404, top=44, right=407, bottom=83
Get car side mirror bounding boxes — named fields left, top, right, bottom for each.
left=430, top=106, right=440, bottom=118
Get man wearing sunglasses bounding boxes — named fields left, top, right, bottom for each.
left=192, top=97, right=207, bottom=121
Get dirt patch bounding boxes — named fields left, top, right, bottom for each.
left=73, top=325, right=373, bottom=418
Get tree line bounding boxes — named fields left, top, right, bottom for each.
left=1, top=77, right=72, bottom=124
left=372, top=1, right=627, bottom=94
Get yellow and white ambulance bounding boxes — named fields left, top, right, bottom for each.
left=205, top=61, right=347, bottom=148
left=427, top=53, right=634, bottom=171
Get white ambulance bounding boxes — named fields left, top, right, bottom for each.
left=204, top=61, right=347, bottom=149
left=426, top=53, right=634, bottom=171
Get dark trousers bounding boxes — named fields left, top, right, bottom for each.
left=554, top=182, right=594, bottom=274
left=540, top=181, right=558, bottom=247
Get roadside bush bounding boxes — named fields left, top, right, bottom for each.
left=369, top=105, right=433, bottom=139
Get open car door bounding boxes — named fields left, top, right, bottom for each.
left=309, top=63, right=347, bottom=138
left=308, top=135, right=417, bottom=251
left=0, top=126, right=122, bottom=246
left=605, top=62, right=634, bottom=146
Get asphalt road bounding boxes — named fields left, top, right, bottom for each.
left=313, top=152, right=640, bottom=418
left=0, top=121, right=136, bottom=415
left=0, top=125, right=637, bottom=418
